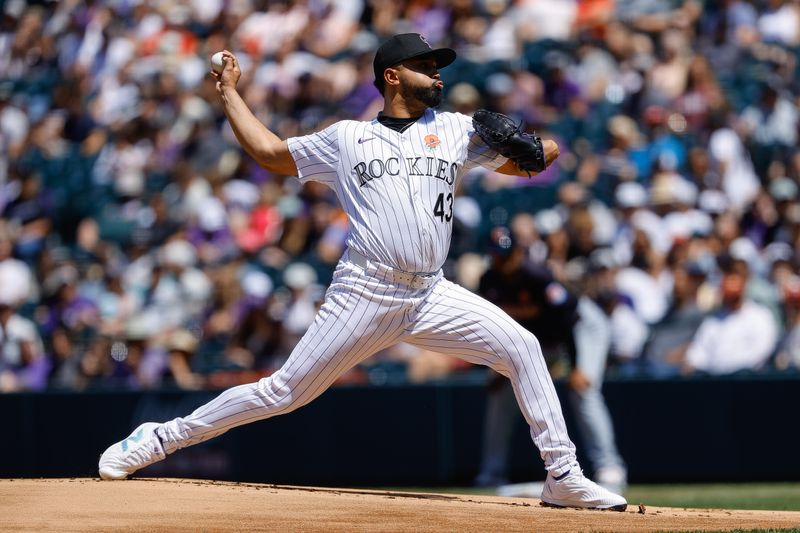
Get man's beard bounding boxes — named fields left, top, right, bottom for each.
left=403, top=82, right=443, bottom=108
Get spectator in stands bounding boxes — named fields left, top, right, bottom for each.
left=106, top=324, right=163, bottom=390
left=739, top=78, right=799, bottom=175
left=39, top=265, right=100, bottom=368
left=139, top=239, right=212, bottom=337
left=775, top=275, right=800, bottom=371
left=614, top=225, right=669, bottom=326
left=225, top=270, right=282, bottom=372
left=640, top=260, right=709, bottom=377
left=611, top=182, right=649, bottom=265
left=2, top=169, right=52, bottom=265
left=164, top=328, right=203, bottom=390
left=573, top=116, right=646, bottom=208
left=756, top=0, right=800, bottom=46
left=0, top=252, right=45, bottom=392
left=280, top=262, right=324, bottom=356
left=707, top=115, right=761, bottom=213
left=585, top=248, right=649, bottom=371
left=684, top=256, right=779, bottom=375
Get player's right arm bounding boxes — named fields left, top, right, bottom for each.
left=212, top=51, right=298, bottom=177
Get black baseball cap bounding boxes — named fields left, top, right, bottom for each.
left=373, top=33, right=456, bottom=91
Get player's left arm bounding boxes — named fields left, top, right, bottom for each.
left=494, top=139, right=560, bottom=177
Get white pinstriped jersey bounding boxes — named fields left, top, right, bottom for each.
left=287, top=108, right=507, bottom=273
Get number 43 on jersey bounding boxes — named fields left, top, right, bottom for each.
left=434, top=192, right=453, bottom=222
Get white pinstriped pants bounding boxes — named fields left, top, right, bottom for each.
left=158, top=257, right=577, bottom=476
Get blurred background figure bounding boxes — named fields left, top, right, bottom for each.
left=164, top=328, right=203, bottom=390
left=775, top=276, right=800, bottom=372
left=638, top=260, right=709, bottom=377
left=0, top=246, right=44, bottom=392
left=684, top=256, right=778, bottom=375
left=475, top=225, right=626, bottom=494
left=568, top=260, right=628, bottom=494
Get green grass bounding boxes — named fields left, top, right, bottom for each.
left=659, top=530, right=800, bottom=533
left=382, top=482, right=800, bottom=512
left=623, top=483, right=800, bottom=512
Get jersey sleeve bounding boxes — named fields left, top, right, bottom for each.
left=287, top=122, right=341, bottom=184
left=457, top=112, right=508, bottom=172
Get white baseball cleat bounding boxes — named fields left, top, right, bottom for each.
left=98, top=422, right=166, bottom=480
left=540, top=468, right=627, bottom=511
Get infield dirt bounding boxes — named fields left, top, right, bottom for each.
left=2, top=478, right=799, bottom=532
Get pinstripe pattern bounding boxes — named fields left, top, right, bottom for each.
left=400, top=278, right=576, bottom=474
left=287, top=109, right=506, bottom=273
left=153, top=109, right=578, bottom=479
left=159, top=267, right=577, bottom=476
left=159, top=262, right=410, bottom=452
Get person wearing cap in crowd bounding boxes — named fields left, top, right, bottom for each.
left=475, top=225, right=627, bottom=494
left=163, top=328, right=203, bottom=390
left=447, top=82, right=483, bottom=115
left=280, top=261, right=324, bottom=354
left=556, top=183, right=598, bottom=261
left=741, top=177, right=798, bottom=249
left=638, top=259, right=710, bottom=377
left=611, top=181, right=651, bottom=265
left=739, top=77, right=798, bottom=176
left=99, top=33, right=626, bottom=510
left=614, top=228, right=670, bottom=326
left=765, top=242, right=798, bottom=296
left=683, top=254, right=779, bottom=375
left=139, top=239, right=212, bottom=338
left=659, top=177, right=714, bottom=247
left=584, top=248, right=650, bottom=372
left=572, top=115, right=646, bottom=208
left=534, top=208, right=571, bottom=278
left=730, top=236, right=782, bottom=314
left=39, top=264, right=100, bottom=363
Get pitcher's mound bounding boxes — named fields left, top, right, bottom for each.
left=2, top=478, right=799, bottom=532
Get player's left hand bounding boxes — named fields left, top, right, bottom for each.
left=472, top=109, right=552, bottom=174
left=568, top=368, right=592, bottom=392
left=542, top=139, right=560, bottom=167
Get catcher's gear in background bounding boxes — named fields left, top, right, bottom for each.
left=472, top=109, right=546, bottom=174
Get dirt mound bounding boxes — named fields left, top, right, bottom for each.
left=2, top=478, right=799, bottom=532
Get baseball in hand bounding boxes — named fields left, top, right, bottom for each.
left=210, top=51, right=226, bottom=73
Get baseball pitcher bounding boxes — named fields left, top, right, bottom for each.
left=98, top=33, right=626, bottom=511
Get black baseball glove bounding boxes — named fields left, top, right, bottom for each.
left=472, top=109, right=546, bottom=174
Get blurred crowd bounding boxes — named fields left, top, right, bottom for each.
left=1, top=0, right=800, bottom=393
